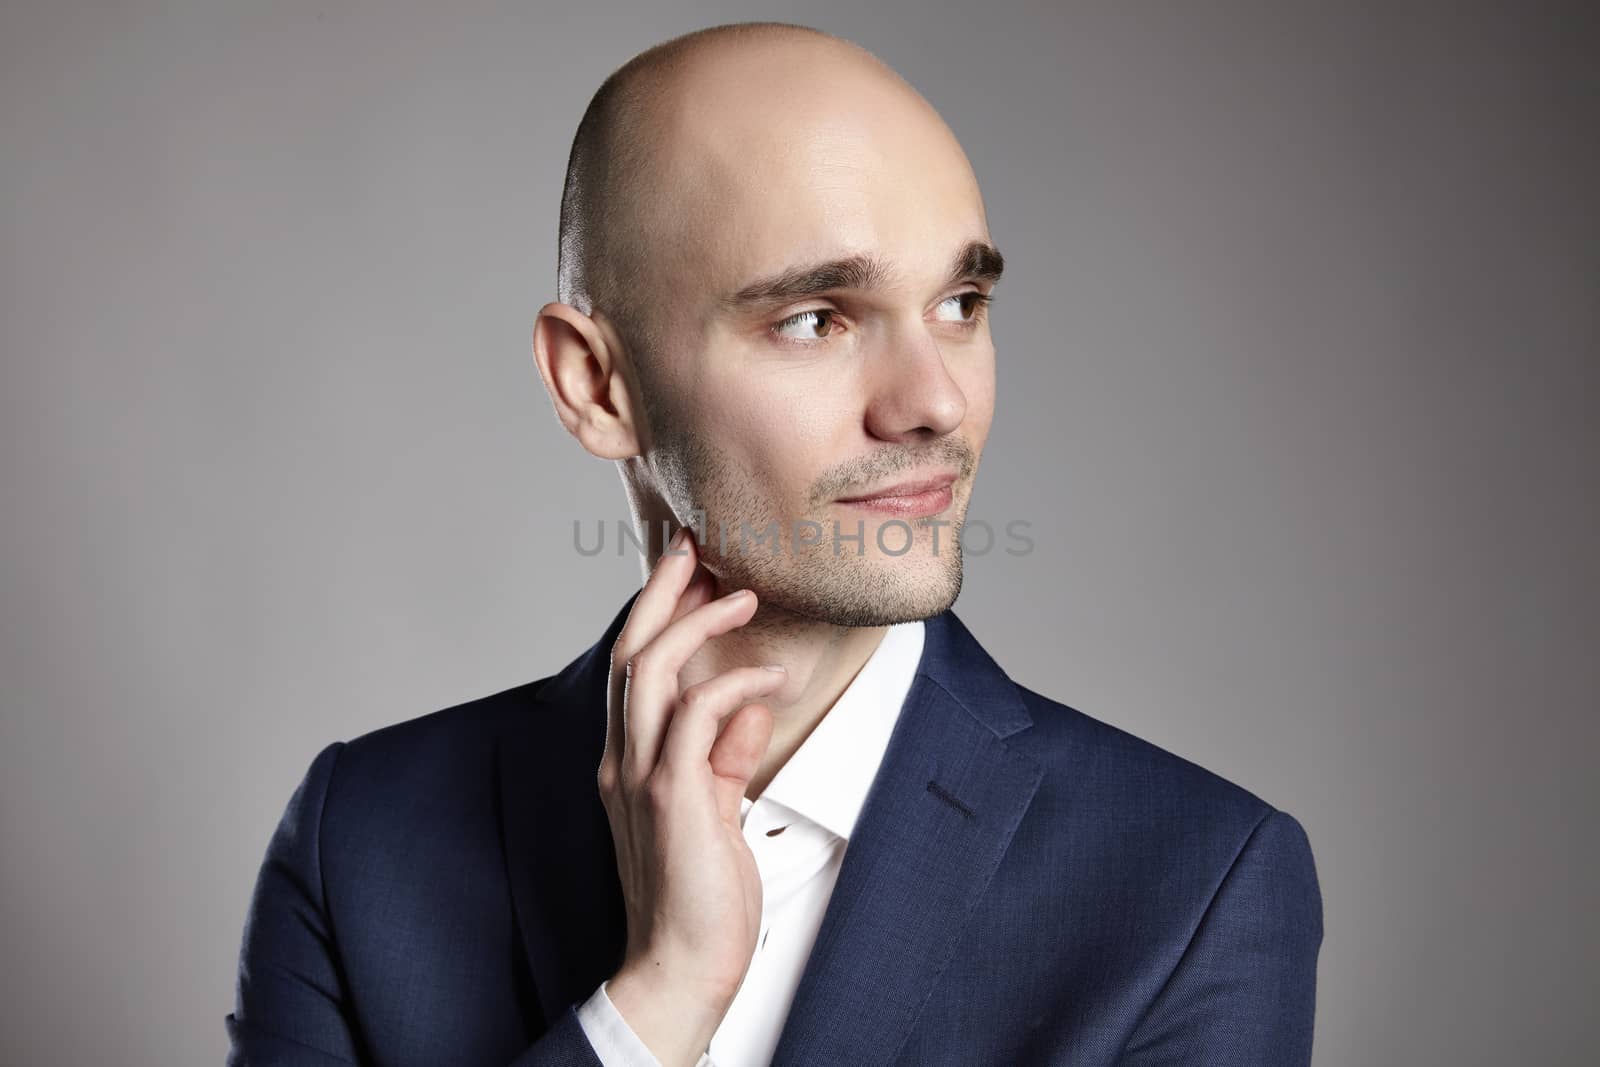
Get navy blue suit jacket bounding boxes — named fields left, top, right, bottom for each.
left=227, top=592, right=1322, bottom=1065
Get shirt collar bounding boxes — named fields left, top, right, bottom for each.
left=738, top=619, right=926, bottom=842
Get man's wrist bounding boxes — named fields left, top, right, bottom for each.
left=605, top=963, right=731, bottom=1067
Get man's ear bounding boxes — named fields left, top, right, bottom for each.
left=531, top=302, right=644, bottom=460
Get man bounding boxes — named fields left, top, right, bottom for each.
left=227, top=20, right=1322, bottom=1067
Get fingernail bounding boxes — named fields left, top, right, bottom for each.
left=724, top=588, right=753, bottom=603
left=762, top=663, right=786, bottom=673
left=669, top=527, right=687, bottom=550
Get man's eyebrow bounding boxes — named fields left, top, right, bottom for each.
left=719, top=239, right=1005, bottom=313
left=948, top=239, right=1006, bottom=290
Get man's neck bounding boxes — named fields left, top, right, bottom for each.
left=674, top=596, right=890, bottom=801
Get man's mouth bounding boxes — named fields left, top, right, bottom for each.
left=834, top=471, right=959, bottom=518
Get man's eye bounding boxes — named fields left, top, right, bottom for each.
left=934, top=291, right=994, bottom=325
left=772, top=308, right=838, bottom=341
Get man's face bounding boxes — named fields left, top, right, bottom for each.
left=628, top=46, right=999, bottom=627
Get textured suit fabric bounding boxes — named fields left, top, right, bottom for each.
left=227, top=590, right=1322, bottom=1065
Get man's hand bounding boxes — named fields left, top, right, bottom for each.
left=597, top=528, right=784, bottom=1067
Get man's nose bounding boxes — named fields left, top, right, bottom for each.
left=862, top=327, right=968, bottom=442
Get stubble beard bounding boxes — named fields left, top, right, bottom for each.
left=648, top=418, right=967, bottom=629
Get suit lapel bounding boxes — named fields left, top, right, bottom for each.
left=497, top=591, right=637, bottom=1027
left=768, top=609, right=1043, bottom=1067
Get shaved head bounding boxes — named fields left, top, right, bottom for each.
left=555, top=22, right=918, bottom=387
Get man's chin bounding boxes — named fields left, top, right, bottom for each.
left=751, top=556, right=964, bottom=628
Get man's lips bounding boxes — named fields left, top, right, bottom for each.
left=836, top=472, right=959, bottom=502
left=835, top=472, right=959, bottom=517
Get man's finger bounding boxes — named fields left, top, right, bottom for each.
left=602, top=529, right=699, bottom=781
left=710, top=702, right=775, bottom=823
left=668, top=562, right=717, bottom=626
left=659, top=665, right=786, bottom=780
left=621, top=587, right=759, bottom=779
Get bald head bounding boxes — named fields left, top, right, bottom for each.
left=555, top=22, right=949, bottom=366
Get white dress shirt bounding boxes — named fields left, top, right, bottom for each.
left=576, top=619, right=926, bottom=1067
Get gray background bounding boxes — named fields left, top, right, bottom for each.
left=2, top=2, right=1594, bottom=1064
